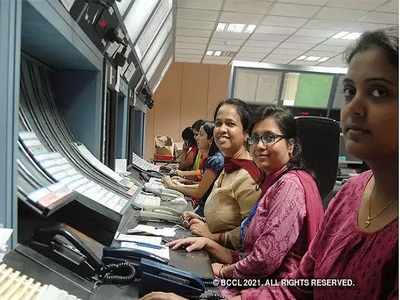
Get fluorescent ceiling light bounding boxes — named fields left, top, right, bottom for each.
left=343, top=32, right=362, bottom=40
left=305, top=56, right=320, bottom=61
left=318, top=57, right=330, bottom=62
left=206, top=50, right=214, bottom=56
left=296, top=55, right=306, bottom=60
left=332, top=31, right=349, bottom=39
left=244, top=24, right=256, bottom=33
left=216, top=23, right=227, bottom=32
left=227, top=23, right=246, bottom=33
left=214, top=51, right=222, bottom=56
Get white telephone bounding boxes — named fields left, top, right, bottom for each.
left=139, top=207, right=182, bottom=224
left=143, top=182, right=185, bottom=201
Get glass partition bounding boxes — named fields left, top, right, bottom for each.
left=146, top=33, right=173, bottom=82
left=135, top=0, right=173, bottom=60
left=233, top=68, right=282, bottom=104
left=141, top=13, right=173, bottom=72
left=124, top=0, right=158, bottom=44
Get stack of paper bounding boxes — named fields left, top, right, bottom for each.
left=127, top=224, right=176, bottom=237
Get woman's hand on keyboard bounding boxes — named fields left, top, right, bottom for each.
left=167, top=237, right=210, bottom=252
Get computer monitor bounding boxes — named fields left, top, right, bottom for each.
left=338, top=133, right=363, bottom=165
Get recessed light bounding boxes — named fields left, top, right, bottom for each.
left=244, top=24, right=256, bottom=33
left=343, top=32, right=362, bottom=40
left=216, top=23, right=227, bottom=32
left=214, top=51, right=222, bottom=56
left=227, top=23, right=246, bottom=33
left=305, top=56, right=320, bottom=61
left=318, top=57, right=330, bottom=62
left=332, top=31, right=349, bottom=39
left=206, top=50, right=214, bottom=56
left=296, top=55, right=306, bottom=60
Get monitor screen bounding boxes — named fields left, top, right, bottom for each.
left=338, top=133, right=363, bottom=165
left=281, top=72, right=334, bottom=109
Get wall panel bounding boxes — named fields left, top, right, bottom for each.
left=144, top=62, right=230, bottom=159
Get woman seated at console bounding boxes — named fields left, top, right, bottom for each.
left=177, top=127, right=198, bottom=171
left=140, top=105, right=324, bottom=300
left=163, top=122, right=224, bottom=216
left=182, top=99, right=263, bottom=249
left=170, top=106, right=323, bottom=292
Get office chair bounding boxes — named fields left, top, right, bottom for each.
left=295, top=116, right=340, bottom=207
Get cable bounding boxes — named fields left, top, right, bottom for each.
left=98, top=261, right=136, bottom=284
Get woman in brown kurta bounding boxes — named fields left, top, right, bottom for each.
left=183, top=98, right=262, bottom=249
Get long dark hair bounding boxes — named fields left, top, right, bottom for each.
left=345, top=27, right=398, bottom=67
left=181, top=127, right=196, bottom=147
left=213, top=98, right=252, bottom=133
left=250, top=105, right=306, bottom=171
left=201, top=122, right=219, bottom=157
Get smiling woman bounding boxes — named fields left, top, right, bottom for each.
left=181, top=98, right=262, bottom=250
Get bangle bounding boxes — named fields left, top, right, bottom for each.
left=218, top=264, right=225, bottom=279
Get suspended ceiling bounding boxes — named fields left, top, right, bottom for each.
left=174, top=0, right=399, bottom=67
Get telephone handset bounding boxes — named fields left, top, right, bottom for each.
left=30, top=224, right=136, bottom=284
left=30, top=223, right=102, bottom=279
left=139, top=207, right=182, bottom=224
left=144, top=182, right=185, bottom=201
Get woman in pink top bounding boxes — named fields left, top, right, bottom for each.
left=166, top=106, right=323, bottom=295
left=232, top=27, right=399, bottom=300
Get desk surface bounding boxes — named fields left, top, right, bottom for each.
left=5, top=207, right=214, bottom=300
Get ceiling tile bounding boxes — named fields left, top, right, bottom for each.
left=271, top=48, right=306, bottom=56
left=269, top=3, right=322, bottom=18
left=175, top=48, right=205, bottom=55
left=312, top=44, right=346, bottom=52
left=176, top=42, right=207, bottom=50
left=176, top=28, right=212, bottom=38
left=177, top=8, right=219, bottom=21
left=177, top=0, right=223, bottom=10
left=255, top=26, right=297, bottom=35
left=303, top=20, right=359, bottom=30
left=208, top=44, right=241, bottom=51
left=303, top=50, right=340, bottom=57
left=223, top=0, right=273, bottom=14
left=359, top=12, right=398, bottom=24
left=176, top=35, right=210, bottom=44
left=295, top=28, right=337, bottom=38
left=251, top=33, right=291, bottom=42
left=276, top=0, right=328, bottom=5
left=322, top=38, right=355, bottom=46
left=202, top=56, right=231, bottom=64
left=285, top=35, right=325, bottom=43
left=175, top=57, right=202, bottom=63
left=213, top=32, right=250, bottom=40
left=279, top=42, right=316, bottom=50
left=245, top=39, right=281, bottom=48
left=241, top=45, right=276, bottom=53
left=219, top=11, right=265, bottom=24
left=262, top=16, right=308, bottom=28
left=233, top=56, right=262, bottom=62
left=236, top=52, right=265, bottom=59
left=209, top=38, right=245, bottom=46
left=326, top=0, right=386, bottom=10
left=176, top=19, right=216, bottom=30
left=315, top=7, right=368, bottom=21
left=375, top=0, right=399, bottom=13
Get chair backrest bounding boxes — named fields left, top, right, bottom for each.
left=295, top=116, right=340, bottom=201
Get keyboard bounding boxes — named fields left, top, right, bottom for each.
left=0, top=263, right=81, bottom=300
left=132, top=152, right=160, bottom=172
